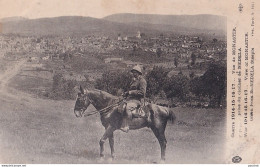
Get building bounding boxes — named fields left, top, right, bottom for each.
left=104, top=57, right=123, bottom=63
left=137, top=31, right=141, bottom=39
left=117, top=36, right=122, bottom=41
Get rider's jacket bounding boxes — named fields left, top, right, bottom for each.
left=127, top=76, right=147, bottom=101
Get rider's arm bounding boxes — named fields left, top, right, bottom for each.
left=129, top=78, right=147, bottom=97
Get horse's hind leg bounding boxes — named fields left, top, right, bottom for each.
left=109, top=133, right=115, bottom=159
left=151, top=126, right=167, bottom=162
left=99, top=125, right=115, bottom=159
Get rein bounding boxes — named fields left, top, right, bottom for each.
left=82, top=98, right=124, bottom=117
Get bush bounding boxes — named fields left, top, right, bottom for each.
left=190, top=61, right=226, bottom=107
left=146, top=66, right=170, bottom=98
left=95, top=70, right=132, bottom=95
left=200, top=62, right=226, bottom=106
left=191, top=53, right=196, bottom=66
left=163, top=73, right=190, bottom=101
left=50, top=73, right=77, bottom=100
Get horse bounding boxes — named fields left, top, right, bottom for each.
left=73, top=86, right=176, bottom=162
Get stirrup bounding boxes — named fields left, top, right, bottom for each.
left=120, top=127, right=129, bottom=133
left=133, top=110, right=146, bottom=118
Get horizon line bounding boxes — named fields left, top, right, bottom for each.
left=0, top=13, right=227, bottom=20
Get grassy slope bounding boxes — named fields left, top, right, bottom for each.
left=0, top=91, right=226, bottom=163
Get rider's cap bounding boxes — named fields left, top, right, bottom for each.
left=131, top=65, right=142, bottom=75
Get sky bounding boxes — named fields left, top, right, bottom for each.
left=0, top=0, right=229, bottom=19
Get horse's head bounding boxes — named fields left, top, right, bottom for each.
left=73, top=85, right=92, bottom=118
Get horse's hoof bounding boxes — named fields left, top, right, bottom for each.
left=99, top=157, right=105, bottom=163
left=120, top=127, right=129, bottom=133
left=160, top=159, right=165, bottom=164
left=107, top=157, right=113, bottom=163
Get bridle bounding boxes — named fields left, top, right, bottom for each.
left=74, top=93, right=92, bottom=117
left=74, top=92, right=124, bottom=117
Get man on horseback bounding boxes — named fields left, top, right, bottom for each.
left=120, top=65, right=147, bottom=133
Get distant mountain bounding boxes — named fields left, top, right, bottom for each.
left=1, top=16, right=157, bottom=36
left=0, top=14, right=226, bottom=36
left=0, top=16, right=28, bottom=22
left=104, top=13, right=227, bottom=34
left=129, top=22, right=225, bottom=36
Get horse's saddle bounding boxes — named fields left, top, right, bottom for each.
left=132, top=107, right=147, bottom=118
left=118, top=102, right=149, bottom=119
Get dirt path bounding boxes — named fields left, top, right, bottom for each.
left=0, top=59, right=26, bottom=93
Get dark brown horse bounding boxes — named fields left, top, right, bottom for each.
left=73, top=86, right=176, bottom=162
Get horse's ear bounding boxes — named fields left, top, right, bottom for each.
left=79, top=85, right=84, bottom=94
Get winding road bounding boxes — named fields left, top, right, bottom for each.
left=0, top=59, right=26, bottom=93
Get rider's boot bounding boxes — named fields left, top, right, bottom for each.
left=147, top=115, right=152, bottom=123
left=147, top=114, right=152, bottom=127
left=120, top=108, right=131, bottom=133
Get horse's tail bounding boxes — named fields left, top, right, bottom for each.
left=168, top=108, right=176, bottom=124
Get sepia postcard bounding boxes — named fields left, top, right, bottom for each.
left=0, top=0, right=259, bottom=165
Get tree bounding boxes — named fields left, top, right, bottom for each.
left=201, top=62, right=226, bottom=106
left=156, top=48, right=163, bottom=57
left=95, top=70, right=132, bottom=95
left=190, top=62, right=226, bottom=107
left=174, top=57, right=179, bottom=67
left=190, top=76, right=204, bottom=98
left=36, top=38, right=41, bottom=43
left=131, top=44, right=138, bottom=56
left=51, top=73, right=77, bottom=100
left=64, top=80, right=77, bottom=99
left=146, top=66, right=169, bottom=98
left=189, top=71, right=195, bottom=79
left=160, top=33, right=164, bottom=38
left=163, top=73, right=190, bottom=101
left=191, top=53, right=196, bottom=66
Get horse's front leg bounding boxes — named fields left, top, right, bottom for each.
left=109, top=133, right=115, bottom=159
left=99, top=125, right=115, bottom=159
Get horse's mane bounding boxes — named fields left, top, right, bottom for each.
left=90, top=89, right=118, bottom=100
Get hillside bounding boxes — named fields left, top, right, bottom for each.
left=104, top=13, right=227, bottom=34
left=1, top=14, right=226, bottom=36
left=128, top=22, right=225, bottom=35
left=1, top=16, right=157, bottom=36
left=0, top=16, right=28, bottom=22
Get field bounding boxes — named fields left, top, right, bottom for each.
left=0, top=58, right=226, bottom=164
